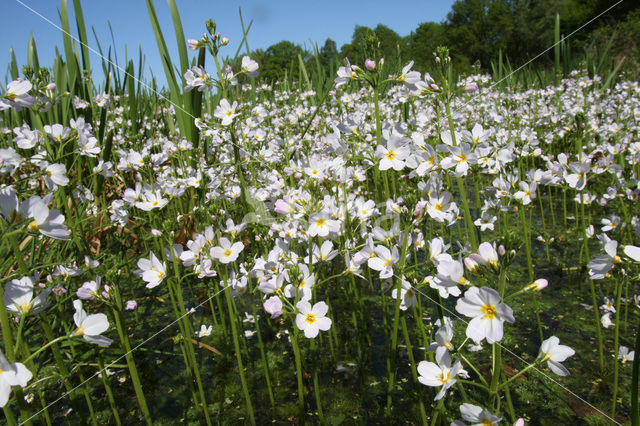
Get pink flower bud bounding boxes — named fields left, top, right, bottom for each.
left=498, top=245, right=506, bottom=256
left=221, top=36, right=229, bottom=46
left=264, top=296, right=282, bottom=318
left=365, top=59, right=376, bottom=71
left=526, top=278, right=548, bottom=292
left=187, top=39, right=199, bottom=50
left=46, top=83, right=57, bottom=91
left=464, top=257, right=480, bottom=273
left=151, top=228, right=162, bottom=237
left=125, top=300, right=138, bottom=310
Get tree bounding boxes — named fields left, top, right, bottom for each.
left=259, top=41, right=305, bottom=82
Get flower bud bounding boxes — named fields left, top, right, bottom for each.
left=364, top=59, right=376, bottom=71
left=525, top=278, right=548, bottom=292
left=498, top=245, right=506, bottom=256
left=264, top=295, right=283, bottom=318
left=46, top=82, right=57, bottom=91
left=464, top=257, right=480, bottom=274
left=221, top=36, right=229, bottom=46
left=187, top=39, right=200, bottom=50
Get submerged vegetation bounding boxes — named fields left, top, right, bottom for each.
left=1, top=0, right=640, bottom=424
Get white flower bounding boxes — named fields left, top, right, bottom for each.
left=307, top=212, right=340, bottom=238
left=210, top=238, right=244, bottom=264
left=391, top=278, right=417, bottom=311
left=0, top=350, right=33, bottom=407
left=417, top=346, right=462, bottom=400
left=197, top=324, right=213, bottom=338
left=624, top=245, right=640, bottom=262
left=1, top=79, right=35, bottom=111
left=539, top=336, right=575, bottom=376
left=24, top=196, right=70, bottom=240
left=136, top=251, right=167, bottom=289
left=376, top=134, right=410, bottom=171
left=456, top=403, right=502, bottom=426
left=184, top=66, right=213, bottom=92
left=295, top=300, right=332, bottom=338
left=618, top=346, right=635, bottom=364
left=455, top=286, right=515, bottom=344
left=241, top=56, right=259, bottom=77
left=601, top=312, right=614, bottom=328
left=72, top=300, right=112, bottom=346
left=214, top=98, right=238, bottom=126
left=4, top=276, right=50, bottom=316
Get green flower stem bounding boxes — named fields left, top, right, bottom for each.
left=290, top=326, right=306, bottom=418
left=497, top=360, right=540, bottom=391
left=386, top=227, right=410, bottom=418
left=459, top=353, right=489, bottom=388
left=611, top=277, right=625, bottom=417
left=580, top=192, right=604, bottom=372
left=12, top=316, right=26, bottom=360
left=111, top=306, right=153, bottom=425
left=97, top=355, right=122, bottom=426
left=163, top=240, right=212, bottom=425
left=443, top=99, right=478, bottom=251
left=310, top=338, right=324, bottom=420
left=519, top=204, right=543, bottom=343
left=22, top=335, right=69, bottom=364
left=39, top=320, right=86, bottom=424
left=631, top=314, right=640, bottom=426
left=3, top=406, right=17, bottom=426
left=224, top=284, right=255, bottom=425
left=251, top=303, right=275, bottom=406
left=501, top=370, right=517, bottom=422
left=400, top=316, right=428, bottom=425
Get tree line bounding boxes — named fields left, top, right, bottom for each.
left=248, top=0, right=640, bottom=83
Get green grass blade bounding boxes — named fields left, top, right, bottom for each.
left=9, top=47, right=19, bottom=80
left=72, top=0, right=91, bottom=78
left=60, top=0, right=79, bottom=93
left=145, top=0, right=187, bottom=138
left=27, top=33, right=40, bottom=73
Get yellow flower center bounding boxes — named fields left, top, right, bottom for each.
left=225, top=110, right=233, bottom=117
left=458, top=276, right=468, bottom=285
left=438, top=371, right=450, bottom=384
left=457, top=154, right=467, bottom=162
left=157, top=271, right=164, bottom=280
left=28, top=220, right=39, bottom=231
left=482, top=419, right=493, bottom=426
left=223, top=249, right=233, bottom=257
left=316, top=218, right=326, bottom=227
left=19, top=302, right=31, bottom=313
left=435, top=203, right=443, bottom=211
left=305, top=313, right=316, bottom=324
left=481, top=304, right=497, bottom=319
left=386, top=150, right=396, bottom=160
left=152, top=200, right=159, bottom=207
left=74, top=327, right=86, bottom=336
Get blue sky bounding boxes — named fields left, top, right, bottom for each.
left=2, top=0, right=455, bottom=88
